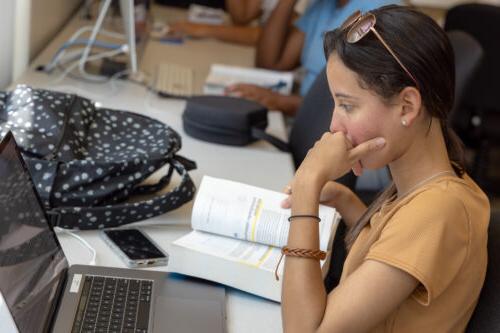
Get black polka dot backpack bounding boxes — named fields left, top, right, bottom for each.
left=0, top=85, right=197, bottom=230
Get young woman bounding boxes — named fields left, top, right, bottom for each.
left=170, top=0, right=280, bottom=46
left=280, top=5, right=490, bottom=332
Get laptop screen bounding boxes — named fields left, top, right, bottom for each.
left=0, top=133, right=68, bottom=333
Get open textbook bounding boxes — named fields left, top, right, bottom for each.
left=168, top=176, right=341, bottom=302
left=203, top=64, right=294, bottom=96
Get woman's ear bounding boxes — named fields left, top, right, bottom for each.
left=397, top=87, right=422, bottom=127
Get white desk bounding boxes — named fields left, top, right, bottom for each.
left=11, top=5, right=294, bottom=333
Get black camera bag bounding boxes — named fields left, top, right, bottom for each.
left=182, top=95, right=289, bottom=151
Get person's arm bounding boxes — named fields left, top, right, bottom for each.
left=226, top=83, right=302, bottom=115
left=283, top=178, right=418, bottom=333
left=282, top=181, right=368, bottom=228
left=284, top=257, right=418, bottom=332
left=281, top=132, right=413, bottom=332
left=169, top=22, right=261, bottom=46
left=256, top=0, right=304, bottom=70
left=225, top=0, right=262, bottom=25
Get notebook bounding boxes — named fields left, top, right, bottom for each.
left=0, top=132, right=226, bottom=333
left=203, top=64, right=294, bottom=96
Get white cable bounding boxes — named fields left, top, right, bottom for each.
left=79, top=45, right=129, bottom=82
left=45, top=0, right=136, bottom=82
left=54, top=227, right=97, bottom=265
left=108, top=68, right=132, bottom=93
left=51, top=45, right=128, bottom=84
left=45, top=39, right=122, bottom=73
left=144, top=83, right=157, bottom=111
left=108, top=69, right=150, bottom=94
left=70, top=25, right=125, bottom=42
left=44, top=0, right=120, bottom=80
left=47, top=26, right=125, bottom=73
left=49, top=48, right=91, bottom=72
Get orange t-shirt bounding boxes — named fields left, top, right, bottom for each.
left=340, top=174, right=490, bottom=332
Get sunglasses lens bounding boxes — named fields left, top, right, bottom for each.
left=346, top=15, right=376, bottom=43
left=340, top=10, right=362, bottom=31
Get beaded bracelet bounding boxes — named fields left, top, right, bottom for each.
left=287, top=214, right=321, bottom=223
left=274, top=246, right=327, bottom=281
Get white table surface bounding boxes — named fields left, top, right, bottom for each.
left=10, top=5, right=295, bottom=333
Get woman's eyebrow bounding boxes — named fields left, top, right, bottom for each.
left=334, top=92, right=358, bottom=100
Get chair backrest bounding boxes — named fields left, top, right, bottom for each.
left=444, top=4, right=500, bottom=112
left=289, top=68, right=333, bottom=168
left=446, top=30, right=483, bottom=133
left=466, top=210, right=500, bottom=332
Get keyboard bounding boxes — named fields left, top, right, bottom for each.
left=72, top=275, right=153, bottom=333
left=154, top=63, right=194, bottom=97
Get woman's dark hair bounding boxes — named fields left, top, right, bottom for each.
left=323, top=5, right=466, bottom=249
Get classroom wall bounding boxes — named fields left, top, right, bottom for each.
left=30, top=0, right=82, bottom=61
left=0, top=0, right=81, bottom=89
left=0, top=0, right=15, bottom=89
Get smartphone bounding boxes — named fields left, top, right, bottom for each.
left=101, top=228, right=168, bottom=268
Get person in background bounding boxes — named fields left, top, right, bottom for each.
left=170, top=0, right=302, bottom=45
left=228, top=0, right=400, bottom=116
left=280, top=5, right=489, bottom=332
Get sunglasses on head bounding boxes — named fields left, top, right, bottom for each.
left=340, top=10, right=419, bottom=88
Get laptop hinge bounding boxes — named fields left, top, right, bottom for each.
left=45, top=268, right=68, bottom=333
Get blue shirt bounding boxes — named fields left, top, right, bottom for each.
left=295, top=0, right=401, bottom=96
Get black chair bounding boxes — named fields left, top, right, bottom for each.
left=289, top=69, right=333, bottom=167
left=466, top=210, right=500, bottom=332
left=445, top=4, right=500, bottom=193
left=446, top=30, right=483, bottom=134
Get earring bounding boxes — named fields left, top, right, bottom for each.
left=401, top=119, right=408, bottom=127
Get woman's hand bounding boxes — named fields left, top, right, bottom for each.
left=225, top=84, right=282, bottom=110
left=282, top=181, right=368, bottom=227
left=282, top=181, right=349, bottom=208
left=294, top=132, right=386, bottom=194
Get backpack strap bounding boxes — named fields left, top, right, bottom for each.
left=47, top=159, right=195, bottom=229
left=131, top=155, right=197, bottom=195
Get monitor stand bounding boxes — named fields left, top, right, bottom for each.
left=78, top=0, right=137, bottom=81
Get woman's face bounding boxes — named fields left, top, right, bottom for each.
left=326, top=54, right=407, bottom=170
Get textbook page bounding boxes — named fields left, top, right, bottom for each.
left=170, top=231, right=284, bottom=301
left=191, top=176, right=339, bottom=250
left=170, top=230, right=334, bottom=301
left=175, top=230, right=284, bottom=275
left=203, top=64, right=294, bottom=96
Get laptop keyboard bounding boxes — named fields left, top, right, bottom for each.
left=72, top=275, right=153, bottom=333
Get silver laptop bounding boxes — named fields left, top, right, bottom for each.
left=0, top=132, right=226, bottom=333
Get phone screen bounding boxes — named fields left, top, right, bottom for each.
left=103, top=229, right=166, bottom=260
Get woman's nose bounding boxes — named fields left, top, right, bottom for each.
left=329, top=109, right=344, bottom=133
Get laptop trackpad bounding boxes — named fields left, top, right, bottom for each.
left=154, top=296, right=225, bottom=333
